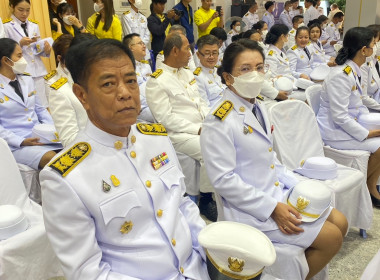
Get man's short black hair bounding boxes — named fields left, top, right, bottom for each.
left=123, top=33, right=140, bottom=47
left=210, top=27, right=227, bottom=41
left=66, top=39, right=135, bottom=88
left=265, top=1, right=275, bottom=10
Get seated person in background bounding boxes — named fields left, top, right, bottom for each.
left=146, top=33, right=217, bottom=221
left=279, top=1, right=293, bottom=30
left=0, top=38, right=59, bottom=169
left=242, top=2, right=259, bottom=31
left=317, top=27, right=380, bottom=206
left=324, top=12, right=344, bottom=57
left=123, top=33, right=155, bottom=123
left=156, top=25, right=196, bottom=71
left=253, top=20, right=269, bottom=42
left=308, top=20, right=336, bottom=68
left=286, top=26, right=313, bottom=80
left=285, top=15, right=304, bottom=51
left=262, top=1, right=275, bottom=30
left=51, top=3, right=87, bottom=40
left=194, top=35, right=226, bottom=107
left=242, top=29, right=267, bottom=50
left=209, top=27, right=227, bottom=67
left=318, top=15, right=329, bottom=47
left=41, top=38, right=209, bottom=279
left=226, top=20, right=241, bottom=47
left=200, top=39, right=347, bottom=280
left=48, top=34, right=92, bottom=148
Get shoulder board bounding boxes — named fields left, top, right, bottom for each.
left=2, top=18, right=12, bottom=24
left=330, top=23, right=334, bottom=27
left=343, top=66, right=352, bottom=75
left=183, top=66, right=190, bottom=70
left=268, top=50, right=274, bottom=56
left=140, top=60, right=149, bottom=64
left=290, top=30, right=295, bottom=34
left=28, top=18, right=38, bottom=24
left=44, top=70, right=57, bottom=80
left=193, top=67, right=202, bottom=76
left=307, top=42, right=311, bottom=46
left=264, top=12, right=268, bottom=16
left=228, top=30, right=233, bottom=34
left=123, top=10, right=131, bottom=15
left=291, top=45, right=297, bottom=51
left=377, top=56, right=380, bottom=62
left=244, top=13, right=249, bottom=17
left=50, top=77, right=68, bottom=90
left=49, top=142, right=91, bottom=177
left=22, top=72, right=31, bottom=76
left=159, top=50, right=164, bottom=55
left=151, top=69, right=163, bottom=79
left=257, top=95, right=264, bottom=101
left=213, top=100, right=233, bottom=121
left=136, top=123, right=167, bottom=136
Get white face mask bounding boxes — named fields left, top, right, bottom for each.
left=298, top=22, right=305, bottom=28
left=8, top=57, right=28, bottom=74
left=59, top=0, right=67, bottom=4
left=94, top=3, right=104, bottom=13
left=261, top=30, right=268, bottom=41
left=235, top=26, right=241, bottom=32
left=321, top=23, right=326, bottom=29
left=376, top=42, right=380, bottom=56
left=372, top=45, right=378, bottom=59
left=258, top=41, right=266, bottom=50
left=231, top=71, right=265, bottom=99
left=63, top=16, right=73, bottom=25
left=134, top=0, right=143, bottom=9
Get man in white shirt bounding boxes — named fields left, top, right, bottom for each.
left=285, top=15, right=304, bottom=51
left=242, top=2, right=259, bottom=31
left=289, top=0, right=300, bottom=19
left=304, top=0, right=319, bottom=26
left=324, top=12, right=344, bottom=57
left=279, top=1, right=293, bottom=30
left=262, top=1, right=275, bottom=30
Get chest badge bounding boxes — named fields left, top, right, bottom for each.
left=243, top=126, right=253, bottom=135
left=120, top=221, right=133, bottom=234
left=0, top=99, right=3, bottom=103
left=102, top=180, right=111, bottom=193
left=151, top=152, right=170, bottom=170
left=4, top=96, right=9, bottom=101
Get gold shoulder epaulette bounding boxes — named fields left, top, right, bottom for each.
left=257, top=95, right=264, bottom=101
left=307, top=42, right=311, bottom=46
left=22, top=72, right=31, bottom=76
left=159, top=50, right=164, bottom=55
left=377, top=56, right=380, bottom=62
left=193, top=67, right=202, bottom=76
left=268, top=50, right=274, bottom=56
left=140, top=60, right=149, bottom=64
left=28, top=18, right=38, bottom=24
left=244, top=13, right=249, bottom=17
left=2, top=18, right=12, bottom=24
left=291, top=45, right=297, bottom=51
left=213, top=100, right=233, bottom=121
left=44, top=70, right=57, bottom=80
left=136, top=123, right=168, bottom=136
left=49, top=142, right=91, bottom=177
left=151, top=69, right=163, bottom=79
left=264, top=12, right=268, bottom=16
left=51, top=77, right=68, bottom=90
left=290, top=30, right=295, bottom=34
left=123, top=10, right=131, bottom=15
left=183, top=66, right=190, bottom=70
left=343, top=66, right=352, bottom=75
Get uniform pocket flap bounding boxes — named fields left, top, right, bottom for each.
left=159, top=166, right=184, bottom=190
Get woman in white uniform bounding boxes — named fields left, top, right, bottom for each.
left=317, top=27, right=380, bottom=206
left=286, top=26, right=313, bottom=79
left=200, top=39, right=347, bottom=280
left=3, top=0, right=51, bottom=108
left=0, top=38, right=58, bottom=170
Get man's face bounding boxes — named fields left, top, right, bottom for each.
left=176, top=35, right=191, bottom=68
left=202, top=0, right=212, bottom=10
left=249, top=4, right=258, bottom=13
left=74, top=55, right=140, bottom=137
left=129, top=36, right=146, bottom=61
left=197, top=44, right=219, bottom=69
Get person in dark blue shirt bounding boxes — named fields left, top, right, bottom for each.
left=173, top=0, right=195, bottom=51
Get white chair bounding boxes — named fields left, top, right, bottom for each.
left=268, top=100, right=373, bottom=234
left=361, top=249, right=380, bottom=280
left=0, top=138, right=63, bottom=280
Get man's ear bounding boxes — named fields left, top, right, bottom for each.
left=73, top=83, right=90, bottom=111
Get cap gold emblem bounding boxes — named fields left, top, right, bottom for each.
left=228, top=257, right=245, bottom=272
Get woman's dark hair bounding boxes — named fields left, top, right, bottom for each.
left=57, top=3, right=80, bottom=36
left=0, top=38, right=18, bottom=67
left=150, top=0, right=167, bottom=13
left=252, top=21, right=266, bottom=32
left=308, top=19, right=320, bottom=28
left=367, top=25, right=380, bottom=40
left=94, top=0, right=115, bottom=32
left=217, top=39, right=265, bottom=84
left=265, top=24, right=289, bottom=45
left=242, top=29, right=260, bottom=39
left=318, top=15, right=328, bottom=23
left=231, top=33, right=243, bottom=42
left=305, top=0, right=316, bottom=6
left=70, top=33, right=98, bottom=47
left=52, top=34, right=74, bottom=65
left=308, top=22, right=322, bottom=38
left=336, top=27, right=374, bottom=65
left=295, top=26, right=310, bottom=38
left=9, top=0, right=30, bottom=7
left=230, top=20, right=238, bottom=30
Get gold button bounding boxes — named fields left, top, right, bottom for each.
left=270, top=164, right=274, bottom=169
left=239, top=106, right=245, bottom=112
left=130, top=151, right=136, bottom=158
left=275, top=181, right=279, bottom=186
left=354, top=117, right=358, bottom=121
left=171, top=238, right=176, bottom=246
left=28, top=118, right=31, bottom=121
left=145, top=180, right=151, bottom=188
left=31, top=59, right=35, bottom=62
left=24, top=108, right=28, bottom=111
left=131, top=135, right=136, bottom=144
left=180, top=267, right=184, bottom=274
left=157, top=209, right=163, bottom=217
left=268, top=147, right=272, bottom=152
left=114, top=141, right=123, bottom=150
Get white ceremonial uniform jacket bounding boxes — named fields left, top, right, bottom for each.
left=121, top=10, right=150, bottom=46
left=279, top=10, right=292, bottom=29
left=360, top=59, right=380, bottom=111
left=309, top=41, right=330, bottom=68
left=242, top=11, right=259, bottom=31
left=317, top=60, right=370, bottom=142
left=324, top=22, right=341, bottom=56
left=284, top=28, right=296, bottom=52
left=145, top=63, right=210, bottom=145
left=156, top=51, right=196, bottom=72
left=135, top=60, right=155, bottom=123
left=262, top=11, right=275, bottom=30
left=193, top=65, right=225, bottom=107
left=48, top=63, right=88, bottom=147
left=226, top=29, right=238, bottom=47
left=287, top=45, right=314, bottom=79
left=304, top=6, right=319, bottom=26
left=266, top=45, right=294, bottom=81
left=0, top=18, right=5, bottom=38
left=200, top=89, right=299, bottom=231
left=41, top=121, right=208, bottom=280
left=3, top=15, right=48, bottom=78
left=0, top=74, right=53, bottom=150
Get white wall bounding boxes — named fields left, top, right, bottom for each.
left=344, top=0, right=379, bottom=33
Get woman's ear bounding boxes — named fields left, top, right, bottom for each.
left=223, top=72, right=233, bottom=86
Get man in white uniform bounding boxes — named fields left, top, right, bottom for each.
left=324, top=12, right=344, bottom=57
left=242, top=2, right=259, bottom=31
left=289, top=0, right=300, bottom=19
left=279, top=1, right=293, bottom=30
left=262, top=1, right=275, bottom=30
left=41, top=38, right=209, bottom=280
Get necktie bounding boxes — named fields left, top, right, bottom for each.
left=358, top=75, right=361, bottom=84
left=304, top=48, right=311, bottom=60
left=376, top=61, right=380, bottom=77
left=9, top=80, right=24, bottom=101
left=317, top=41, right=321, bottom=48
left=280, top=52, right=284, bottom=58
left=252, top=104, right=266, bottom=132
left=21, top=23, right=28, bottom=37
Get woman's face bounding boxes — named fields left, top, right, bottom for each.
left=12, top=1, right=30, bottom=23
left=60, top=9, right=75, bottom=20
left=296, top=30, right=310, bottom=48
left=225, top=49, right=264, bottom=83
left=250, top=33, right=262, bottom=42
left=4, top=44, right=23, bottom=68
left=233, top=22, right=241, bottom=32
left=310, top=27, right=321, bottom=42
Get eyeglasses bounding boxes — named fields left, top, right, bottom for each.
left=234, top=64, right=270, bottom=74
left=198, top=50, right=219, bottom=58
left=130, top=41, right=145, bottom=47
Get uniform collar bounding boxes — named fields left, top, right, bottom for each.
left=346, top=60, right=361, bottom=77
left=84, top=121, right=130, bottom=151
left=201, top=65, right=215, bottom=74
left=11, top=14, right=25, bottom=25
left=162, top=62, right=181, bottom=74
left=0, top=73, right=12, bottom=87
left=225, top=88, right=254, bottom=113
left=57, top=63, right=74, bottom=85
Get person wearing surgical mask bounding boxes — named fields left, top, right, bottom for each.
left=48, top=0, right=67, bottom=31
left=87, top=0, right=122, bottom=40
left=225, top=20, right=241, bottom=47
left=0, top=38, right=59, bottom=170
left=201, top=39, right=347, bottom=280
left=51, top=3, right=87, bottom=40
left=253, top=20, right=268, bottom=42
